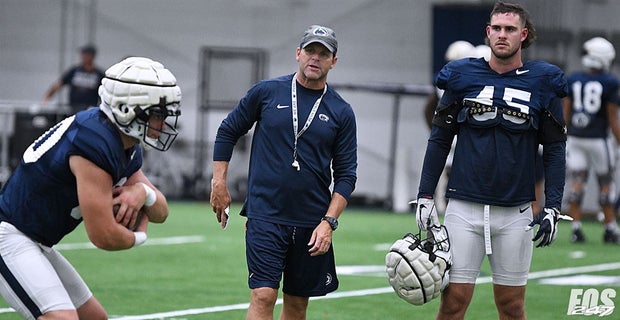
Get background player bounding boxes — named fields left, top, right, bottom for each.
left=0, top=57, right=181, bottom=319
left=423, top=41, right=490, bottom=214
left=564, top=36, right=620, bottom=244
left=42, top=44, right=105, bottom=115
left=210, top=25, right=357, bottom=320
left=423, top=40, right=476, bottom=130
left=414, top=2, right=569, bottom=319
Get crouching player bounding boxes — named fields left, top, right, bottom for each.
left=0, top=57, right=181, bottom=319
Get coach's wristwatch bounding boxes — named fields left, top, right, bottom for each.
left=322, top=216, right=338, bottom=231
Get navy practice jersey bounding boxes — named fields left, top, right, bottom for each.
left=419, top=58, right=568, bottom=207
left=0, top=108, right=142, bottom=246
left=565, top=70, right=620, bottom=138
left=214, top=74, right=357, bottom=228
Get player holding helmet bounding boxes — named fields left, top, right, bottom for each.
left=415, top=2, right=571, bottom=319
left=564, top=36, right=620, bottom=244
left=0, top=57, right=180, bottom=319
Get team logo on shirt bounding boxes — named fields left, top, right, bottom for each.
left=515, top=69, right=530, bottom=75
left=319, top=114, right=330, bottom=122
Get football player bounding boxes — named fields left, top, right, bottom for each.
left=0, top=57, right=181, bottom=319
left=564, top=37, right=620, bottom=244
left=415, top=2, right=569, bottom=319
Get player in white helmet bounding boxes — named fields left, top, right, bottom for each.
left=582, top=37, right=616, bottom=71
left=424, top=41, right=476, bottom=128
left=564, top=37, right=620, bottom=244
left=99, top=57, right=182, bottom=151
left=474, top=44, right=492, bottom=62
left=0, top=56, right=180, bottom=319
left=423, top=40, right=485, bottom=214
left=444, top=40, right=476, bottom=62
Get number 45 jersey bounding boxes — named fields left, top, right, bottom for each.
left=433, top=58, right=568, bottom=207
left=0, top=108, right=142, bottom=247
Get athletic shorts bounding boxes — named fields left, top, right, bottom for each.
left=0, top=222, right=92, bottom=320
left=444, top=199, right=533, bottom=286
left=245, top=218, right=338, bottom=297
left=566, top=136, right=614, bottom=176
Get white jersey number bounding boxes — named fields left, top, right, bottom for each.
left=475, top=85, right=532, bottom=113
left=571, top=80, right=603, bottom=114
left=23, top=115, right=75, bottom=163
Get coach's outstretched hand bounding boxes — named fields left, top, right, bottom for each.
left=525, top=207, right=573, bottom=247
left=411, top=197, right=439, bottom=231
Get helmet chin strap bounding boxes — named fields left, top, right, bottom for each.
left=142, top=136, right=157, bottom=150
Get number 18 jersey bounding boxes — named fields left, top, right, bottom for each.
left=565, top=70, right=620, bottom=138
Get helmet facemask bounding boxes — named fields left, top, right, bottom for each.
left=130, top=97, right=181, bottom=151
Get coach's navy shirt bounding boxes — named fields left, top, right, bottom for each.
left=214, top=74, right=357, bottom=228
left=0, top=108, right=142, bottom=246
left=62, top=65, right=105, bottom=109
left=419, top=58, right=568, bottom=208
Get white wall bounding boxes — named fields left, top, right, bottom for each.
left=2, top=0, right=620, bottom=209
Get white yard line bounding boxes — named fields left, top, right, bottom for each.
left=3, top=262, right=619, bottom=317
left=109, top=262, right=620, bottom=320
left=55, top=235, right=205, bottom=250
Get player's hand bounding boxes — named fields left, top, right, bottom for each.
left=411, top=197, right=439, bottom=231
left=210, top=179, right=231, bottom=229
left=112, top=184, right=147, bottom=228
left=525, top=207, right=573, bottom=247
left=308, top=222, right=332, bottom=256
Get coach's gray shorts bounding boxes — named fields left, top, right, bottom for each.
left=0, top=222, right=92, bottom=319
left=444, top=199, right=533, bottom=286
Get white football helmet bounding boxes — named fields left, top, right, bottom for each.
left=385, top=225, right=451, bottom=305
left=444, top=40, right=475, bottom=62
left=99, top=57, right=181, bottom=151
left=582, top=37, right=615, bottom=71
left=474, top=44, right=492, bottom=61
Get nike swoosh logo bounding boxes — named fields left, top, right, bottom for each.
left=276, top=104, right=290, bottom=109
left=519, top=206, right=530, bottom=213
left=516, top=69, right=530, bottom=75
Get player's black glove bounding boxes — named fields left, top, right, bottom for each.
left=525, top=207, right=573, bottom=247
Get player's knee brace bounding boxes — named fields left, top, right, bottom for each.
left=599, top=191, right=614, bottom=207
left=597, top=172, right=613, bottom=186
left=571, top=170, right=588, bottom=184
left=597, top=173, right=615, bottom=206
left=568, top=189, right=585, bottom=205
